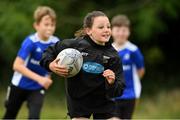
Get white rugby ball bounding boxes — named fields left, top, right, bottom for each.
left=56, top=48, right=83, bottom=78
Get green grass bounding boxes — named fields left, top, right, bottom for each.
left=134, top=89, right=180, bottom=119
left=0, top=88, right=180, bottom=119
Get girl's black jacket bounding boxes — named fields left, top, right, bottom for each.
left=40, top=36, right=125, bottom=116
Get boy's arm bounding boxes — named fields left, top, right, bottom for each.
left=13, top=57, right=52, bottom=89
left=132, top=48, right=145, bottom=79
left=15, top=37, right=53, bottom=89
left=137, top=68, right=145, bottom=79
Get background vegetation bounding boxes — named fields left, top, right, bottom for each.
left=0, top=0, right=180, bottom=119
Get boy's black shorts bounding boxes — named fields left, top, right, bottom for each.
left=115, top=99, right=136, bottom=119
left=3, top=85, right=45, bottom=119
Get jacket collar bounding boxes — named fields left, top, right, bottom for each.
left=83, top=35, right=112, bottom=49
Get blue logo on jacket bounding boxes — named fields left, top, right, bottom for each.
left=83, top=62, right=104, bottom=74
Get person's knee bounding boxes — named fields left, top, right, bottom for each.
left=28, top=104, right=42, bottom=119
left=72, top=117, right=89, bottom=120
left=28, top=111, right=40, bottom=119
left=108, top=117, right=121, bottom=120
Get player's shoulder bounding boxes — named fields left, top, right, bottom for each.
left=60, top=38, right=77, bottom=45
left=125, top=41, right=138, bottom=52
left=20, top=34, right=35, bottom=46
left=60, top=37, right=87, bottom=47
left=49, top=35, right=60, bottom=43
left=27, top=33, right=59, bottom=43
left=27, top=33, right=38, bottom=43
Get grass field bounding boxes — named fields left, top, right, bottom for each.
left=0, top=88, right=180, bottom=119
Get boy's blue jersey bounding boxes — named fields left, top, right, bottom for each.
left=11, top=33, right=59, bottom=90
left=113, top=41, right=144, bottom=100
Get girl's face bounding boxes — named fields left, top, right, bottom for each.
left=86, top=16, right=111, bottom=45
left=112, top=26, right=130, bottom=44
left=34, top=15, right=56, bottom=40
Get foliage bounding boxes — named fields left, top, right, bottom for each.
left=0, top=0, right=180, bottom=93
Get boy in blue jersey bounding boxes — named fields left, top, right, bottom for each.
left=111, top=15, right=145, bottom=119
left=3, top=6, right=59, bottom=119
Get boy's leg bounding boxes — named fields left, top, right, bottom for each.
left=118, top=99, right=136, bottom=119
left=3, top=85, right=26, bottom=119
left=114, top=99, right=124, bottom=119
left=27, top=89, right=45, bottom=119
left=72, top=117, right=90, bottom=120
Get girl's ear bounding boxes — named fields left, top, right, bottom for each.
left=85, top=28, right=92, bottom=36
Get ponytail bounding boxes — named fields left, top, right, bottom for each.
left=74, top=28, right=86, bottom=38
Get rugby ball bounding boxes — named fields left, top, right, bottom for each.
left=56, top=48, right=83, bottom=78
